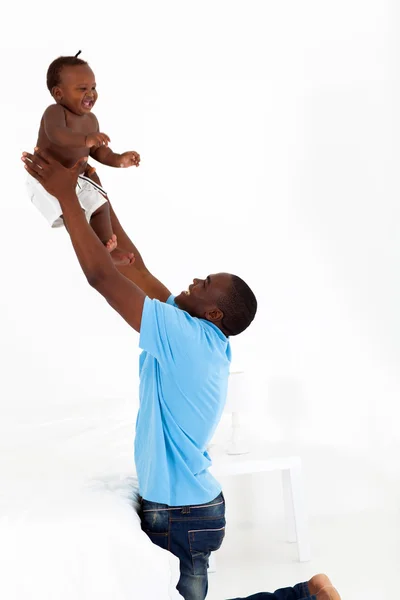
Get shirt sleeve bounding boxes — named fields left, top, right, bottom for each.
left=139, top=296, right=203, bottom=367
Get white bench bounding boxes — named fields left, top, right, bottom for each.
left=208, top=450, right=311, bottom=571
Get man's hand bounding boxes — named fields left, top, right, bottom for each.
left=22, top=148, right=86, bottom=198
left=118, top=151, right=141, bottom=168
left=85, top=132, right=111, bottom=148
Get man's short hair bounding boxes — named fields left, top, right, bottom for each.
left=46, top=55, right=88, bottom=93
left=219, top=275, right=257, bottom=336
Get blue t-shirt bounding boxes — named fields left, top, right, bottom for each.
left=135, top=294, right=231, bottom=506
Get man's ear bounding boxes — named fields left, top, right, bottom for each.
left=205, top=308, right=224, bottom=323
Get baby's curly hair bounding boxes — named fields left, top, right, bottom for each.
left=46, top=51, right=88, bottom=94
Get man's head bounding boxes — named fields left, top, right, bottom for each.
left=47, top=54, right=97, bottom=116
left=175, top=273, right=257, bottom=336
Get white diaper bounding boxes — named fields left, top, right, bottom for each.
left=26, top=174, right=108, bottom=228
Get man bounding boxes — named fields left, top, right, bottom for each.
left=21, top=150, right=341, bottom=600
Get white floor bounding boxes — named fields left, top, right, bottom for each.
left=206, top=442, right=400, bottom=600
left=2, top=402, right=399, bottom=600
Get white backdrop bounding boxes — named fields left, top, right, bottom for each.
left=1, top=2, right=399, bottom=471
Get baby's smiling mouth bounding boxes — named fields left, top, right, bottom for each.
left=82, top=99, right=94, bottom=108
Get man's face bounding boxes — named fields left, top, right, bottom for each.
left=175, top=272, right=233, bottom=325
left=54, top=65, right=98, bottom=116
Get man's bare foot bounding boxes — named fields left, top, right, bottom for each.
left=308, top=574, right=341, bottom=600
left=105, top=234, right=118, bottom=253
left=308, top=575, right=333, bottom=595
left=110, top=248, right=135, bottom=266
left=316, top=586, right=341, bottom=600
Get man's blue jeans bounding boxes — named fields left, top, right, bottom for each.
left=228, top=581, right=317, bottom=600
left=140, top=493, right=316, bottom=600
left=139, top=492, right=226, bottom=600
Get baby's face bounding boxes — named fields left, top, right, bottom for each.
left=55, top=65, right=98, bottom=116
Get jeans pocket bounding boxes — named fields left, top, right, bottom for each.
left=188, top=522, right=226, bottom=575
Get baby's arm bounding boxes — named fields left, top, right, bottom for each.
left=90, top=116, right=140, bottom=168
left=89, top=115, right=121, bottom=167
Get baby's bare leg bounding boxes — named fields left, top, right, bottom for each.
left=90, top=202, right=114, bottom=244
left=90, top=202, right=134, bottom=266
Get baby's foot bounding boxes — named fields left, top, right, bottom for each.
left=110, top=248, right=135, bottom=266
left=105, top=234, right=118, bottom=253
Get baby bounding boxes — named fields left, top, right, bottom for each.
left=27, top=51, right=139, bottom=265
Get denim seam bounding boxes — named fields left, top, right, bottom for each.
left=167, top=510, right=171, bottom=552
left=188, top=526, right=225, bottom=535
left=142, top=500, right=224, bottom=513
left=188, top=530, right=195, bottom=572
left=300, top=581, right=311, bottom=598
left=170, top=515, right=225, bottom=523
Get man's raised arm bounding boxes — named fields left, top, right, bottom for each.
left=86, top=167, right=171, bottom=302
left=22, top=149, right=169, bottom=333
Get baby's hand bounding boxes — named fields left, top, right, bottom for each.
left=85, top=132, right=111, bottom=148
left=119, top=151, right=140, bottom=168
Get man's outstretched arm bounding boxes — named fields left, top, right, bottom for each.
left=22, top=150, right=157, bottom=333
left=86, top=167, right=171, bottom=302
